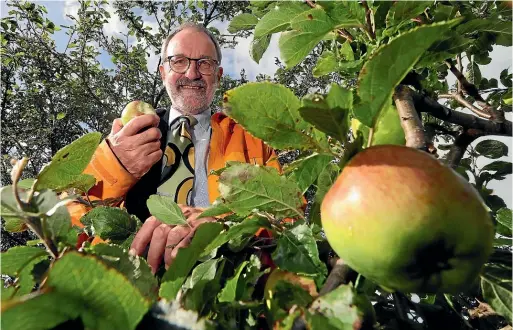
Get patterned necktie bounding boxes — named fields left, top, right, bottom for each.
left=158, top=115, right=198, bottom=204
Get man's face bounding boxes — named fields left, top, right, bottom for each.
left=159, top=28, right=223, bottom=115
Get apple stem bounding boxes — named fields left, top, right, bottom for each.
left=393, top=85, right=427, bottom=151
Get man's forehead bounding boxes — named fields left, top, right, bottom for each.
left=167, top=28, right=217, bottom=58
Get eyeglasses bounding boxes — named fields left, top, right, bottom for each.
left=166, top=55, right=219, bottom=75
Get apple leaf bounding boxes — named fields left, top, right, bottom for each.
left=160, top=222, right=224, bottom=300
left=482, top=161, right=512, bottom=176
left=324, top=1, right=366, bottom=26
left=354, top=19, right=460, bottom=127
left=32, top=190, right=72, bottom=242
left=253, top=1, right=309, bottom=38
left=272, top=224, right=327, bottom=278
left=299, top=84, right=353, bottom=142
left=2, top=252, right=150, bottom=330
left=146, top=195, right=188, bottom=226
left=218, top=163, right=304, bottom=219
left=309, top=163, right=340, bottom=227
left=386, top=1, right=433, bottom=27
left=200, top=216, right=271, bottom=258
left=227, top=13, right=258, bottom=33
left=456, top=19, right=512, bottom=46
left=312, top=50, right=338, bottom=78
left=286, top=153, right=335, bottom=194
left=352, top=102, right=405, bottom=147
left=250, top=34, right=271, bottom=64
left=81, top=206, right=138, bottom=243
left=496, top=208, right=512, bottom=237
left=34, top=132, right=102, bottom=192
left=198, top=202, right=232, bottom=219
left=0, top=185, right=28, bottom=232
left=218, top=260, right=249, bottom=303
left=279, top=8, right=337, bottom=67
left=481, top=261, right=513, bottom=322
left=86, top=244, right=158, bottom=299
left=1, top=246, right=48, bottom=276
left=224, top=82, right=329, bottom=152
left=475, top=140, right=509, bottom=159
left=183, top=259, right=223, bottom=311
left=305, top=284, right=374, bottom=329
left=465, top=60, right=482, bottom=86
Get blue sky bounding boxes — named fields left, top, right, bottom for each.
left=1, top=1, right=511, bottom=207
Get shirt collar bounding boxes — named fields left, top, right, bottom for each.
left=168, top=107, right=211, bottom=131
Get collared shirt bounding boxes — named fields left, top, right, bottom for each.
left=167, top=107, right=212, bottom=207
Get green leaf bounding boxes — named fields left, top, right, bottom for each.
left=299, top=84, right=353, bottom=142
left=56, top=112, right=66, bottom=120
left=224, top=82, right=329, bottom=151
left=287, top=153, right=334, bottom=194
left=18, top=178, right=35, bottom=189
left=496, top=208, right=512, bottom=237
left=237, top=254, right=266, bottom=301
left=200, top=216, right=271, bottom=258
left=227, top=13, right=258, bottom=33
left=1, top=246, right=47, bottom=276
left=12, top=256, right=48, bottom=297
left=354, top=19, right=460, bottom=127
left=475, top=140, right=509, bottom=159
left=34, top=132, right=101, bottom=191
left=81, top=206, right=138, bottom=243
left=500, top=69, right=512, bottom=88
left=87, top=244, right=158, bottom=299
left=68, top=174, right=96, bottom=193
left=198, top=202, right=232, bottom=218
left=279, top=8, right=337, bottom=67
left=339, top=40, right=355, bottom=61
left=146, top=195, right=188, bottom=226
left=0, top=186, right=27, bottom=231
left=33, top=190, right=72, bottom=242
left=254, top=1, right=310, bottom=38
left=2, top=252, right=150, bottom=330
left=272, top=224, right=327, bottom=277
left=306, top=284, right=375, bottom=329
left=324, top=1, right=365, bottom=27
left=271, top=280, right=315, bottom=312
left=457, top=19, right=512, bottom=46
left=494, top=238, right=511, bottom=247
left=218, top=163, right=304, bottom=219
left=465, top=60, right=482, bottom=86
left=386, top=1, right=433, bottom=27
left=160, top=222, right=224, bottom=300
left=250, top=34, right=271, bottom=64
left=481, top=262, right=512, bottom=322
left=352, top=102, right=405, bottom=147
left=482, top=161, right=512, bottom=176
left=218, top=260, right=249, bottom=302
left=183, top=259, right=223, bottom=311
left=309, top=163, right=340, bottom=227
left=313, top=50, right=338, bottom=77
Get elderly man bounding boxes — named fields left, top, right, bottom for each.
left=71, top=23, right=280, bottom=273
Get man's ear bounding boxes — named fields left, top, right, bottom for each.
left=159, top=65, right=165, bottom=81
left=217, top=66, right=223, bottom=83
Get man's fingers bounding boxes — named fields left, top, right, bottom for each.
left=122, top=114, right=160, bottom=136
left=147, top=224, right=172, bottom=274
left=110, top=118, right=123, bottom=135
left=137, top=127, right=162, bottom=145
left=167, top=230, right=196, bottom=269
left=164, top=225, right=191, bottom=267
left=130, top=217, right=161, bottom=255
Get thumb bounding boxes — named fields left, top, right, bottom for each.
left=110, top=118, right=123, bottom=136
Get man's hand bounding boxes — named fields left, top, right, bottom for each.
left=129, top=206, right=216, bottom=274
left=107, top=114, right=162, bottom=179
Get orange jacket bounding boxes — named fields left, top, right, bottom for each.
left=70, top=112, right=281, bottom=227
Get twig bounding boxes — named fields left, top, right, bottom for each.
left=456, top=54, right=463, bottom=95
left=438, top=93, right=492, bottom=119
left=366, top=128, right=374, bottom=148
left=393, top=292, right=410, bottom=321
left=362, top=1, right=376, bottom=40
left=393, top=85, right=427, bottom=150
left=445, top=59, right=485, bottom=103
left=444, top=129, right=486, bottom=169
left=412, top=92, right=512, bottom=137
left=319, top=258, right=352, bottom=295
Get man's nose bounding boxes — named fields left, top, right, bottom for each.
left=184, top=60, right=201, bottom=80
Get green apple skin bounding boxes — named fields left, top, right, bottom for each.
left=321, top=145, right=494, bottom=294
left=120, top=100, right=156, bottom=126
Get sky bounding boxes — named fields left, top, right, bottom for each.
left=1, top=1, right=511, bottom=207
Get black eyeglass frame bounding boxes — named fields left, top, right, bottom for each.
left=165, top=55, right=219, bottom=76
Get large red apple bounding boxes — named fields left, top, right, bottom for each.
left=321, top=145, right=494, bottom=293
left=120, top=100, right=156, bottom=126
